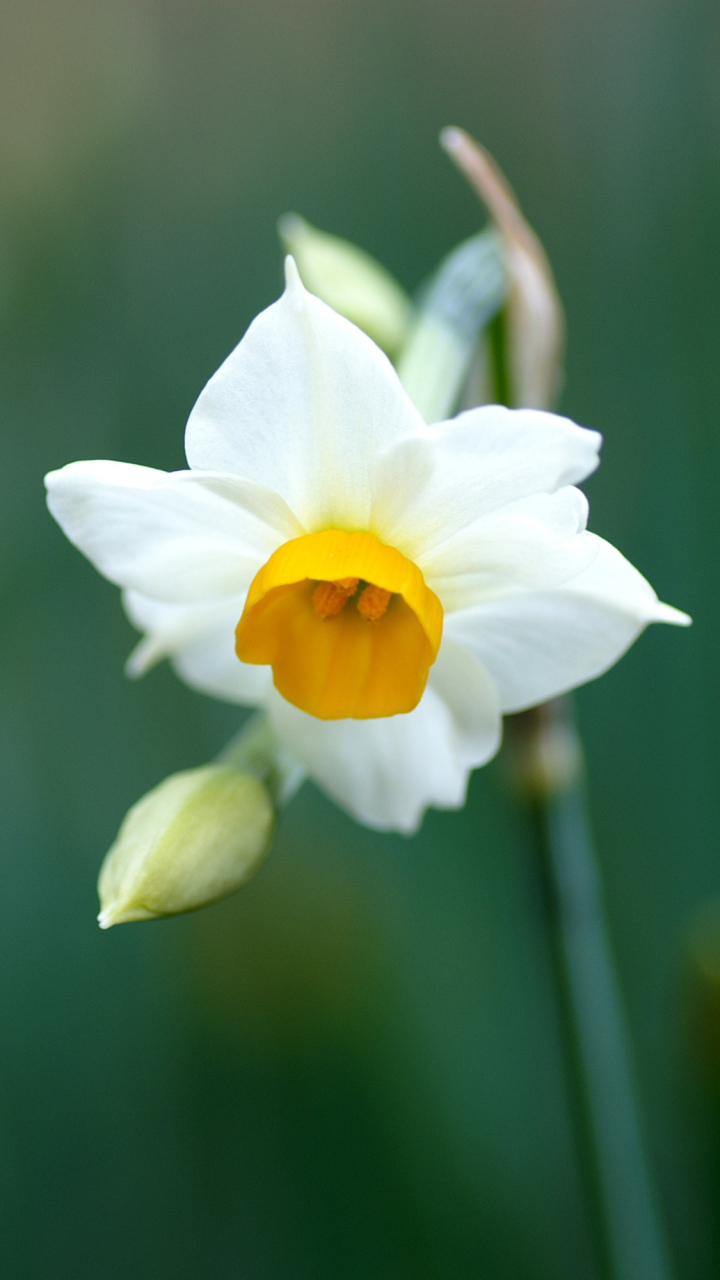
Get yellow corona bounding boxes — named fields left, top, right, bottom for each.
left=235, top=529, right=443, bottom=720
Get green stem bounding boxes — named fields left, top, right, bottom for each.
left=487, top=304, right=513, bottom=408
left=508, top=700, right=673, bottom=1280
left=217, top=711, right=305, bottom=810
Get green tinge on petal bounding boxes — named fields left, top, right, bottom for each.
left=278, top=214, right=413, bottom=358
left=97, top=765, right=274, bottom=927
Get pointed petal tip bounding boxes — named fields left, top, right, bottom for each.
left=655, top=602, right=692, bottom=627
left=283, top=254, right=307, bottom=311
left=124, top=634, right=165, bottom=680
left=44, top=465, right=69, bottom=491
left=98, top=904, right=154, bottom=928
left=283, top=254, right=303, bottom=290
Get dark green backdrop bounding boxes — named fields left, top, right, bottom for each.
left=0, top=1, right=717, bottom=1276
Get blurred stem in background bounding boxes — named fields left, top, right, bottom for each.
left=283, top=124, right=677, bottom=1277
left=440, top=129, right=675, bottom=1280
left=505, top=703, right=673, bottom=1280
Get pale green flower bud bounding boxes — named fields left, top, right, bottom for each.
left=98, top=764, right=274, bottom=927
left=278, top=213, right=413, bottom=357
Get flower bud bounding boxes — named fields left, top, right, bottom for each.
left=98, top=765, right=274, bottom=927
left=278, top=213, right=412, bottom=357
left=441, top=126, right=565, bottom=410
left=395, top=229, right=506, bottom=422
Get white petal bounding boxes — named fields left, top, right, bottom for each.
left=370, top=404, right=601, bottom=559
left=278, top=213, right=413, bottom=357
left=419, top=488, right=597, bottom=612
left=185, top=257, right=424, bottom=531
left=124, top=590, right=271, bottom=706
left=266, top=638, right=500, bottom=834
left=173, top=632, right=272, bottom=707
left=426, top=638, right=502, bottom=768
left=444, top=536, right=691, bottom=713
left=45, top=461, right=302, bottom=603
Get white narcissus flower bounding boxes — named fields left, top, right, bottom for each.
left=45, top=258, right=689, bottom=834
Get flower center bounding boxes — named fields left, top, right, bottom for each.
left=235, top=529, right=443, bottom=720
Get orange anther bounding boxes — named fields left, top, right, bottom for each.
left=312, top=578, right=358, bottom=619
left=357, top=584, right=392, bottom=621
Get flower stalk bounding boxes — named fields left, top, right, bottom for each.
left=507, top=704, right=674, bottom=1280
left=445, top=123, right=677, bottom=1279
left=217, top=710, right=306, bottom=809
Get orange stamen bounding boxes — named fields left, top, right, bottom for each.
left=312, top=577, right=359, bottom=619
left=357, top=584, right=392, bottom=621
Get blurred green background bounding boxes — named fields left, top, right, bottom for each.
left=0, top=1, right=717, bottom=1276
